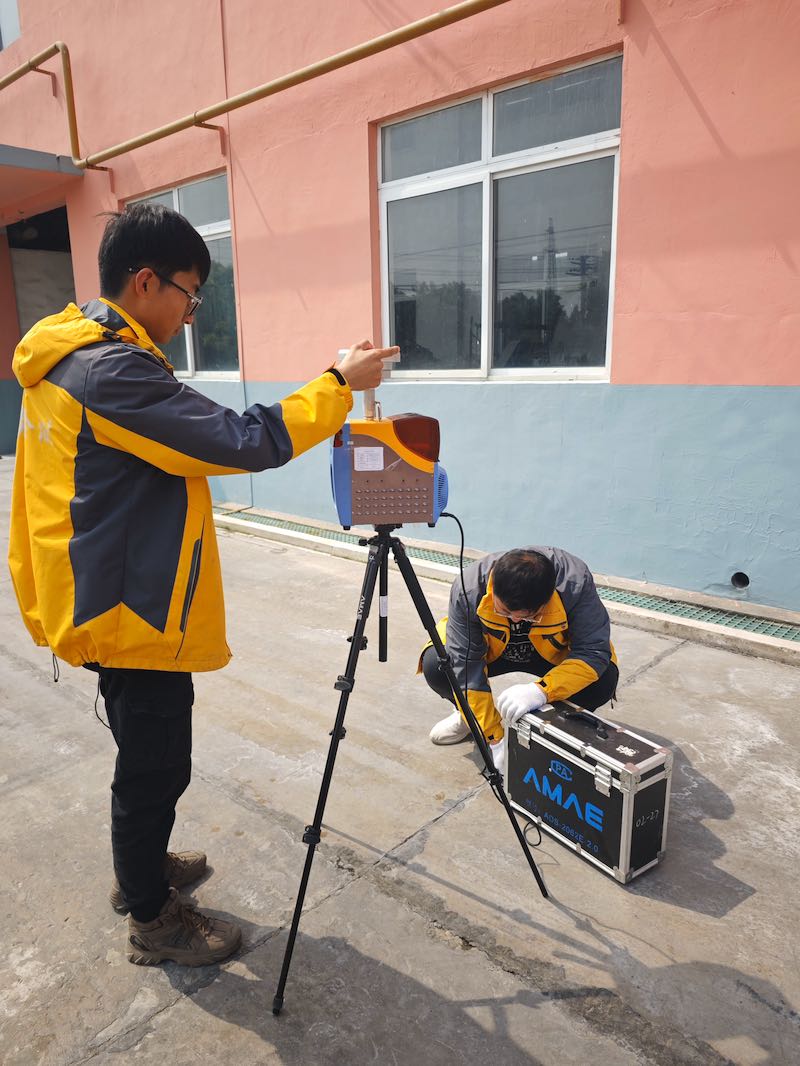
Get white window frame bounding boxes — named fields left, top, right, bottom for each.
left=378, top=56, right=621, bottom=382
left=132, top=176, right=240, bottom=381
left=0, top=0, right=21, bottom=50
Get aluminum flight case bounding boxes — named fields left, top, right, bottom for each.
left=507, top=702, right=672, bottom=883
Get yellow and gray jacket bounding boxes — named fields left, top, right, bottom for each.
left=423, top=547, right=617, bottom=742
left=8, top=299, right=353, bottom=672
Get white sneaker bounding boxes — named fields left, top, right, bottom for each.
left=429, top=709, right=471, bottom=745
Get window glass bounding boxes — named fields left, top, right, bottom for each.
left=493, top=157, right=614, bottom=369
left=191, top=237, right=238, bottom=372
left=493, top=58, right=622, bottom=156
left=134, top=178, right=238, bottom=374
left=144, top=191, right=175, bottom=211
left=177, top=175, right=229, bottom=229
left=388, top=184, right=482, bottom=370
left=0, top=0, right=21, bottom=49
left=382, top=100, right=482, bottom=182
left=162, top=330, right=188, bottom=372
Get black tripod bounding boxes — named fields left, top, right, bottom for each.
left=272, top=525, right=548, bottom=1015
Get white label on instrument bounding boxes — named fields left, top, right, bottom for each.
left=354, top=447, right=384, bottom=471
left=379, top=596, right=388, bottom=616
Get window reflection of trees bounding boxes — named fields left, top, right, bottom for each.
left=193, top=256, right=239, bottom=373
left=392, top=254, right=610, bottom=371
left=495, top=250, right=611, bottom=369
left=393, top=281, right=481, bottom=371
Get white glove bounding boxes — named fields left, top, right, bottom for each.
left=489, top=736, right=506, bottom=776
left=496, top=682, right=547, bottom=726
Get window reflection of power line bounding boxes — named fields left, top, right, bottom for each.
left=392, top=251, right=481, bottom=260
left=389, top=223, right=609, bottom=261
left=391, top=243, right=482, bottom=256
left=495, top=222, right=610, bottom=243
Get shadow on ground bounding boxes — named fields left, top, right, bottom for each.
left=160, top=926, right=543, bottom=1066
left=141, top=911, right=800, bottom=1066
left=461, top=720, right=755, bottom=919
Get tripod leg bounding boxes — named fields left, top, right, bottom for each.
left=389, top=537, right=548, bottom=899
left=272, top=537, right=386, bottom=1015
left=378, top=538, right=388, bottom=662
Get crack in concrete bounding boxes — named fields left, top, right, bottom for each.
left=230, top=782, right=489, bottom=954
left=193, top=762, right=485, bottom=868
left=66, top=995, right=183, bottom=1065
left=369, top=781, right=486, bottom=858
left=735, top=978, right=800, bottom=1027
left=54, top=796, right=728, bottom=1066
left=356, top=868, right=734, bottom=1066
left=619, top=640, right=689, bottom=690
left=63, top=780, right=497, bottom=1059
left=183, top=767, right=730, bottom=1065
left=79, top=735, right=726, bottom=1064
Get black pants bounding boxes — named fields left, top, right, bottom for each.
left=99, top=668, right=194, bottom=922
left=422, top=646, right=618, bottom=713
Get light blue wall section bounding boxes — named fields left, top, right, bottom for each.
left=0, top=380, right=21, bottom=455
left=3, top=376, right=790, bottom=608
left=195, top=379, right=800, bottom=613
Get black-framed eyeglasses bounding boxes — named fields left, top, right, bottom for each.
left=128, top=267, right=203, bottom=316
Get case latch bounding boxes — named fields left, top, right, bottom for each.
left=594, top=765, right=612, bottom=797
left=516, top=718, right=532, bottom=749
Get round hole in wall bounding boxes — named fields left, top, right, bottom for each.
left=731, top=572, right=750, bottom=589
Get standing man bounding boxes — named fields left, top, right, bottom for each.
left=420, top=547, right=618, bottom=773
left=8, top=202, right=397, bottom=966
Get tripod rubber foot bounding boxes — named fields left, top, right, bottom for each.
left=272, top=997, right=283, bottom=1015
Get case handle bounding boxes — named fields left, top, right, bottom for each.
left=561, top=706, right=609, bottom=740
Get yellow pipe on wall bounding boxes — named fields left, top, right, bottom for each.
left=0, top=42, right=81, bottom=163
left=0, top=0, right=516, bottom=172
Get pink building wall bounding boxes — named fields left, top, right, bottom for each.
left=1, top=0, right=798, bottom=385
left=613, top=0, right=800, bottom=385
left=2, top=1, right=800, bottom=609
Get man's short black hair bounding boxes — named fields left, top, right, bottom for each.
left=492, top=549, right=556, bottom=612
left=98, top=202, right=211, bottom=298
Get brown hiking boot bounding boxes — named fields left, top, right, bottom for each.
left=110, top=851, right=207, bottom=914
left=127, top=888, right=242, bottom=966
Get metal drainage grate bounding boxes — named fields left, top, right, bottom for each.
left=214, top=509, right=464, bottom=566
left=216, top=508, right=361, bottom=546
left=214, top=508, right=800, bottom=644
left=596, top=587, right=800, bottom=642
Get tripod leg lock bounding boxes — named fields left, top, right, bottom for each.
left=334, top=675, right=354, bottom=692
left=480, top=765, right=503, bottom=787
left=302, top=825, right=321, bottom=845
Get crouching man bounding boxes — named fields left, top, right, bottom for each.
left=420, top=547, right=618, bottom=773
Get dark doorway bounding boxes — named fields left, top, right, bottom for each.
left=7, top=205, right=75, bottom=336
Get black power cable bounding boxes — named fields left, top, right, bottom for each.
left=440, top=510, right=507, bottom=801
left=440, top=511, right=472, bottom=739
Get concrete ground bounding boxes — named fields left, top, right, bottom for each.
left=1, top=458, right=799, bottom=1066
